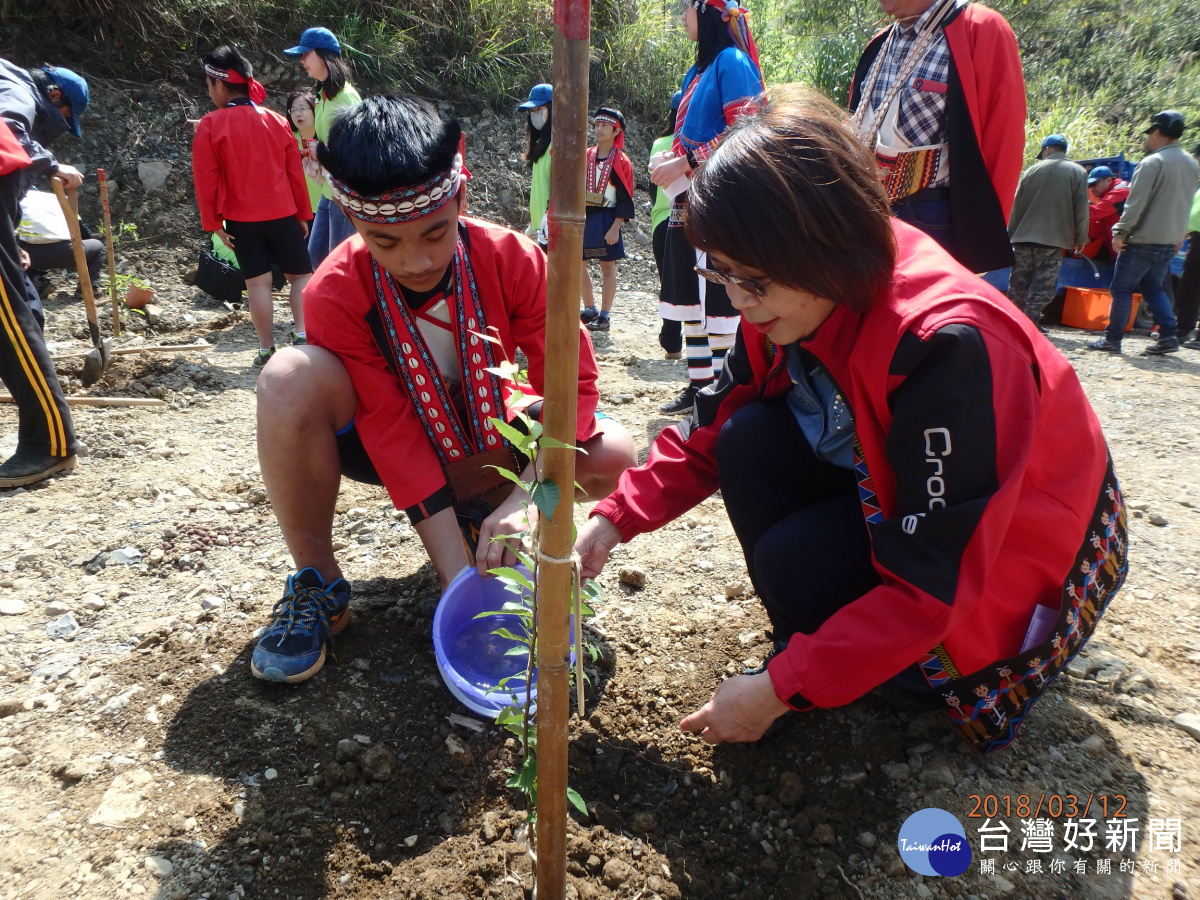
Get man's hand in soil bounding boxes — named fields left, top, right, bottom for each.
left=476, top=477, right=535, bottom=577
left=680, top=673, right=790, bottom=744
left=52, top=165, right=84, bottom=189
left=574, top=514, right=622, bottom=581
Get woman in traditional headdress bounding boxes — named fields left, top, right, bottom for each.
left=651, top=0, right=762, bottom=415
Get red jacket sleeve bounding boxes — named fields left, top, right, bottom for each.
left=947, top=6, right=1026, bottom=221
left=766, top=324, right=1041, bottom=710
left=192, top=116, right=223, bottom=233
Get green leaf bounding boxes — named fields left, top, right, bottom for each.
left=567, top=787, right=588, bottom=816
left=505, top=646, right=530, bottom=656
left=484, top=360, right=521, bottom=381
left=538, top=435, right=581, bottom=451
left=491, top=417, right=536, bottom=452
left=487, top=465, right=530, bottom=491
left=486, top=566, right=535, bottom=591
left=529, top=478, right=560, bottom=519
left=490, top=627, right=528, bottom=643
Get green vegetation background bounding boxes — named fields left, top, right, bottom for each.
left=3, top=0, right=1198, bottom=160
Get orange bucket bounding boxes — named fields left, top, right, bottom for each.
left=1061, top=287, right=1141, bottom=332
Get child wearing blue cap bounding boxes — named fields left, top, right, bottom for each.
left=518, top=83, right=552, bottom=246
left=284, top=28, right=362, bottom=268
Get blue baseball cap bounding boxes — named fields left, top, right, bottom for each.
left=671, top=90, right=683, bottom=110
left=41, top=66, right=88, bottom=138
left=284, top=27, right=341, bottom=57
left=1087, top=165, right=1115, bottom=184
left=518, top=84, right=552, bottom=110
left=1040, top=133, right=1068, bottom=152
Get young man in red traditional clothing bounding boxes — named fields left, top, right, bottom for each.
left=579, top=108, right=634, bottom=332
left=251, top=94, right=636, bottom=684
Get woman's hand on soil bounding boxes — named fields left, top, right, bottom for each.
left=680, top=673, right=791, bottom=744
left=574, top=515, right=622, bottom=581
left=649, top=155, right=689, bottom=188
left=476, top=486, right=535, bottom=577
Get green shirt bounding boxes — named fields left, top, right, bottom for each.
left=296, top=134, right=322, bottom=214
left=1190, top=187, right=1200, bottom=235
left=314, top=82, right=362, bottom=200
left=649, top=135, right=673, bottom=233
left=529, top=145, right=551, bottom=234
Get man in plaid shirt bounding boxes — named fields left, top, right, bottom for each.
left=849, top=0, right=1026, bottom=274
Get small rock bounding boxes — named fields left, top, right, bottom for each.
left=1078, top=735, right=1107, bottom=756
left=351, top=658, right=370, bottom=671
left=630, top=812, right=657, bottom=834
left=200, top=596, right=224, bottom=612
left=602, top=858, right=633, bottom=889
left=361, top=745, right=395, bottom=781
left=437, top=812, right=454, bottom=834
left=480, top=811, right=501, bottom=843
left=45, top=612, right=81, bottom=640
left=1173, top=713, right=1200, bottom=742
left=81, top=594, right=106, bottom=611
left=137, top=159, right=172, bottom=191
left=0, top=597, right=28, bottom=615
left=1119, top=670, right=1156, bottom=694
left=144, top=856, right=173, bottom=879
left=724, top=583, right=746, bottom=599
left=618, top=566, right=646, bottom=589
left=880, top=762, right=911, bottom=781
left=144, top=304, right=162, bottom=326
left=0, top=699, right=21, bottom=718
left=264, top=768, right=278, bottom=781
left=108, top=547, right=143, bottom=565
left=856, top=831, right=877, bottom=850
left=43, top=600, right=72, bottom=617
left=695, top=559, right=715, bottom=572
left=1149, top=513, right=1169, bottom=526
left=335, top=738, right=362, bottom=762
left=403, top=835, right=418, bottom=848
left=779, top=771, right=803, bottom=808
left=812, top=823, right=836, bottom=845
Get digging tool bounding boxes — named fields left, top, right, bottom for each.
left=51, top=178, right=112, bottom=385
left=98, top=169, right=120, bottom=336
left=0, top=394, right=165, bottom=408
left=52, top=340, right=210, bottom=362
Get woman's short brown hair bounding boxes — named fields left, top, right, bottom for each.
left=685, top=86, right=896, bottom=313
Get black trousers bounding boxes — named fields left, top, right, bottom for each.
left=0, top=170, right=76, bottom=459
left=22, top=237, right=106, bottom=287
left=652, top=220, right=682, bottom=353
left=1175, top=234, right=1200, bottom=338
left=715, top=399, right=937, bottom=701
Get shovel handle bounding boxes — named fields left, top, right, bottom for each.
left=98, top=169, right=121, bottom=337
left=50, top=178, right=102, bottom=348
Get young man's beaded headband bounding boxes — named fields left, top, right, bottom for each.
left=329, top=154, right=465, bottom=224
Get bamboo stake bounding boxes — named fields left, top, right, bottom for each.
left=0, top=395, right=166, bottom=407
left=536, top=0, right=590, bottom=895
left=51, top=341, right=210, bottom=361
left=98, top=169, right=121, bottom=337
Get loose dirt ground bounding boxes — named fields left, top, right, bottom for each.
left=3, top=88, right=1200, bottom=900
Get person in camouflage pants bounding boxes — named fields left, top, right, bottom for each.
left=1008, top=244, right=1065, bottom=323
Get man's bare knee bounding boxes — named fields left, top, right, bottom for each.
left=258, top=345, right=356, bottom=430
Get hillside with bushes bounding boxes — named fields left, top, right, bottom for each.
left=2, top=0, right=1198, bottom=158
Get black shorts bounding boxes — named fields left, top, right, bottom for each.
left=225, top=216, right=312, bottom=280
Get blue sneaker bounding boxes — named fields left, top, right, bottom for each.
left=251, top=568, right=352, bottom=683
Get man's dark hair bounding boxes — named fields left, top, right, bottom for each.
left=696, top=3, right=735, bottom=73
left=685, top=86, right=896, bottom=314
left=320, top=94, right=462, bottom=197
left=203, top=45, right=253, bottom=95
left=524, top=104, right=552, bottom=167
left=317, top=49, right=352, bottom=100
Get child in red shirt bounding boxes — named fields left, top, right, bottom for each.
left=192, top=45, right=313, bottom=366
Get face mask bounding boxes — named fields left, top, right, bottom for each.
left=530, top=109, right=549, bottom=131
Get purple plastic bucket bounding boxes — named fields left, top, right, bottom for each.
left=432, top=566, right=576, bottom=719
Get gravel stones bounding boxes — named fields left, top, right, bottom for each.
left=43, top=600, right=71, bottom=616
left=335, top=738, right=363, bottom=763
left=361, top=744, right=396, bottom=781
left=618, top=566, right=646, bottom=588
left=0, top=597, right=28, bottom=615
left=44, top=612, right=80, bottom=640
left=1173, top=713, right=1200, bottom=742
left=602, top=858, right=633, bottom=888
left=0, top=699, right=21, bottom=718
left=144, top=856, right=174, bottom=879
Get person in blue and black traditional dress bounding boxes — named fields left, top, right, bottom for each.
left=579, top=108, right=635, bottom=333
left=651, top=0, right=762, bottom=414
